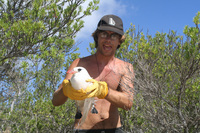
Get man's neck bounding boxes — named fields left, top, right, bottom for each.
left=95, top=52, right=115, bottom=66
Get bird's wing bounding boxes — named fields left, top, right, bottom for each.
left=71, top=74, right=92, bottom=90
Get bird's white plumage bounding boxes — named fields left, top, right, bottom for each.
left=70, top=67, right=93, bottom=90
left=69, top=67, right=96, bottom=127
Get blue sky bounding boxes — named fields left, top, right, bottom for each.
left=75, top=0, right=200, bottom=57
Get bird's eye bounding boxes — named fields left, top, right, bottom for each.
left=77, top=68, right=82, bottom=72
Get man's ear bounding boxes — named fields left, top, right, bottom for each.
left=120, top=35, right=126, bottom=43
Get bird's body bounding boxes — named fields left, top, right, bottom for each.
left=68, top=67, right=97, bottom=126
left=70, top=67, right=93, bottom=90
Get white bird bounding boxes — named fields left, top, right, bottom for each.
left=67, top=67, right=98, bottom=126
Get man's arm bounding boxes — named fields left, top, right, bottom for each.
left=52, top=58, right=80, bottom=106
left=52, top=84, right=68, bottom=106
left=105, top=63, right=134, bottom=110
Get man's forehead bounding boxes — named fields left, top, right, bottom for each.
left=101, top=30, right=118, bottom=34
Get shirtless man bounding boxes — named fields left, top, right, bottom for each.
left=52, top=14, right=134, bottom=133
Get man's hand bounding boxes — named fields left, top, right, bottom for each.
left=62, top=79, right=93, bottom=100
left=62, top=79, right=109, bottom=100
left=85, top=79, right=109, bottom=99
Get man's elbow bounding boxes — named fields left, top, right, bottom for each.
left=52, top=98, right=65, bottom=106
left=52, top=97, right=68, bottom=106
left=52, top=99, right=59, bottom=106
left=124, top=101, right=133, bottom=111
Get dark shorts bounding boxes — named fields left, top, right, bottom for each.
left=73, top=127, right=125, bottom=133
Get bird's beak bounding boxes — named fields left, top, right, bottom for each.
left=67, top=70, right=77, bottom=74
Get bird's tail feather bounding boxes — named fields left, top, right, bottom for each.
left=79, top=97, right=94, bottom=126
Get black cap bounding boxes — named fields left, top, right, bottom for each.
left=97, top=15, right=124, bottom=35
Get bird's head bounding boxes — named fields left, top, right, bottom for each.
left=67, top=67, right=90, bottom=77
left=67, top=67, right=92, bottom=90
left=67, top=67, right=81, bottom=74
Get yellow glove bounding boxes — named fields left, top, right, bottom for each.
left=85, top=79, right=109, bottom=99
left=62, top=79, right=94, bottom=100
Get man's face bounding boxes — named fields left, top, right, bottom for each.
left=97, top=31, right=120, bottom=56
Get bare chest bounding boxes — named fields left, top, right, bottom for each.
left=86, top=65, right=122, bottom=90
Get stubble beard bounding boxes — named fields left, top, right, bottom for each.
left=98, top=47, right=116, bottom=57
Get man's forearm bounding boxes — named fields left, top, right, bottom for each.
left=105, top=88, right=133, bottom=110
left=52, top=87, right=68, bottom=106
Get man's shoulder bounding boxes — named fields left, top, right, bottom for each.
left=80, top=55, right=93, bottom=62
left=78, top=55, right=94, bottom=66
left=115, top=58, right=132, bottom=66
left=115, top=58, right=134, bottom=75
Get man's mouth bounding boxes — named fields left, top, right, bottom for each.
left=103, top=45, right=112, bottom=51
